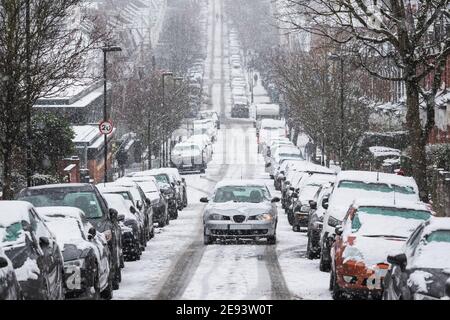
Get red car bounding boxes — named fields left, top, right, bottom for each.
left=330, top=200, right=432, bottom=299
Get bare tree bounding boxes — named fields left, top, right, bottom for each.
left=0, top=0, right=103, bottom=199
left=277, top=0, right=450, bottom=199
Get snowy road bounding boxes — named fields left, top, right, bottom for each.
left=114, top=0, right=331, bottom=300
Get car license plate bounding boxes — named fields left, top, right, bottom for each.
left=230, top=224, right=250, bottom=230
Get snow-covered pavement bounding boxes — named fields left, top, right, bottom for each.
left=114, top=0, right=331, bottom=300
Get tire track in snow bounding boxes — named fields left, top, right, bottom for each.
left=265, top=245, right=292, bottom=300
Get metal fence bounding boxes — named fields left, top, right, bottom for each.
left=431, top=167, right=450, bottom=217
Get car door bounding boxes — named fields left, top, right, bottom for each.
left=30, top=208, right=62, bottom=298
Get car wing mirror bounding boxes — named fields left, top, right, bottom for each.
left=271, top=197, right=280, bottom=203
left=130, top=206, right=137, bottom=214
left=0, top=257, right=8, bottom=268
left=136, top=200, right=143, bottom=210
left=145, top=198, right=151, bottom=206
left=88, top=227, right=97, bottom=241
left=200, top=197, right=209, bottom=203
left=265, top=162, right=271, bottom=168
left=21, top=220, right=32, bottom=232
left=387, top=253, right=407, bottom=272
left=322, top=198, right=329, bottom=210
left=109, top=208, right=118, bottom=221
left=335, top=226, right=343, bottom=236
left=309, top=200, right=317, bottom=210
left=39, top=236, right=50, bottom=247
left=118, top=214, right=125, bottom=222
left=289, top=187, right=295, bottom=191
left=181, top=178, right=186, bottom=183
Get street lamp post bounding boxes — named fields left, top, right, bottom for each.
left=102, top=45, right=122, bottom=183
left=161, top=72, right=173, bottom=167
left=329, top=53, right=345, bottom=169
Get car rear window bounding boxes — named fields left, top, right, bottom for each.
left=427, top=230, right=450, bottom=243
left=338, top=180, right=415, bottom=195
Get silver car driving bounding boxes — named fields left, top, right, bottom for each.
left=201, top=180, right=280, bottom=245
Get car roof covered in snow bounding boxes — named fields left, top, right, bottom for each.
left=260, top=118, right=284, bottom=127
left=130, top=169, right=171, bottom=177
left=96, top=184, right=133, bottom=194
left=423, top=217, right=450, bottom=234
left=368, top=146, right=401, bottom=158
left=288, top=162, right=335, bottom=175
left=0, top=201, right=34, bottom=226
left=336, top=170, right=418, bottom=189
left=352, top=199, right=431, bottom=212
left=214, top=179, right=269, bottom=189
left=21, top=183, right=94, bottom=192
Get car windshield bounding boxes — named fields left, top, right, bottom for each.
left=214, top=186, right=269, bottom=203
left=104, top=191, right=130, bottom=201
left=351, top=206, right=431, bottom=237
left=18, top=190, right=103, bottom=219
left=174, top=145, right=201, bottom=152
left=153, top=174, right=169, bottom=184
left=338, top=180, right=416, bottom=195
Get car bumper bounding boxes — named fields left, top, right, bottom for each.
left=204, top=221, right=276, bottom=238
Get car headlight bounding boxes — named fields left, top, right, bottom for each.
left=208, top=213, right=225, bottom=221
left=414, top=293, right=439, bottom=300
left=64, top=258, right=85, bottom=268
left=328, top=216, right=341, bottom=228
left=256, top=213, right=273, bottom=221
left=103, top=230, right=113, bottom=242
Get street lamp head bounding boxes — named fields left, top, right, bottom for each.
left=102, top=45, right=122, bottom=52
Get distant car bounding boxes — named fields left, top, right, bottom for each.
left=383, top=217, right=450, bottom=300
left=37, top=208, right=112, bottom=299
left=319, top=171, right=420, bottom=273
left=330, top=200, right=432, bottom=300
left=201, top=180, right=280, bottom=245
left=0, top=201, right=65, bottom=300
left=97, top=183, right=152, bottom=246
left=128, top=170, right=179, bottom=220
left=102, top=194, right=143, bottom=262
left=108, top=179, right=154, bottom=242
left=306, top=185, right=332, bottom=259
left=171, top=141, right=208, bottom=173
left=199, top=110, right=220, bottom=129
left=126, top=175, right=169, bottom=228
left=17, top=184, right=123, bottom=290
left=291, top=173, right=336, bottom=232
left=153, top=168, right=188, bottom=210
left=0, top=247, right=22, bottom=300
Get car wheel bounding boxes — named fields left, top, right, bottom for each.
left=150, top=226, right=155, bottom=239
left=171, top=207, right=178, bottom=220
left=183, top=191, right=188, bottom=207
left=319, top=247, right=331, bottom=272
left=204, top=235, right=213, bottom=245
left=120, top=253, right=124, bottom=269
left=287, top=211, right=294, bottom=226
left=112, top=266, right=121, bottom=290
left=267, top=235, right=276, bottom=245
left=100, top=276, right=113, bottom=300
left=330, top=269, right=344, bottom=300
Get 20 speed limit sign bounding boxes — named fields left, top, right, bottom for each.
left=99, top=120, right=114, bottom=135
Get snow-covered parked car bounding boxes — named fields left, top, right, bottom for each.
left=171, top=141, right=208, bottom=173
left=193, top=118, right=217, bottom=142
left=330, top=200, right=432, bottom=300
left=201, top=180, right=280, bottom=245
left=383, top=217, right=450, bottom=300
left=0, top=201, right=65, bottom=300
left=17, top=184, right=123, bottom=290
left=106, top=178, right=154, bottom=242
left=306, top=184, right=333, bottom=259
left=186, top=134, right=213, bottom=163
left=37, top=207, right=112, bottom=299
left=265, top=145, right=304, bottom=178
left=102, top=193, right=144, bottom=262
left=0, top=247, right=22, bottom=300
left=128, top=170, right=179, bottom=220
left=319, top=171, right=420, bottom=272
left=290, top=173, right=336, bottom=232
left=125, top=175, right=169, bottom=227
left=199, top=110, right=220, bottom=129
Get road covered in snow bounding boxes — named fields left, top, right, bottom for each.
left=114, top=0, right=330, bottom=300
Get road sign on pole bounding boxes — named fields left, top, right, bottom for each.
left=99, top=120, right=113, bottom=135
